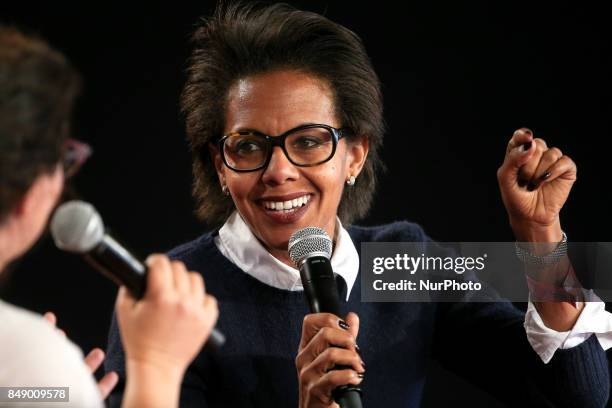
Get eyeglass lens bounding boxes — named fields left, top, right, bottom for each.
left=223, top=126, right=334, bottom=171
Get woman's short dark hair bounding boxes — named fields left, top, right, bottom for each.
left=0, top=26, right=81, bottom=223
left=182, top=2, right=384, bottom=227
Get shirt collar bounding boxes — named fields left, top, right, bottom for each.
left=214, top=211, right=359, bottom=300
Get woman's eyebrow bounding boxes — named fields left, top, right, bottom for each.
left=233, top=127, right=261, bottom=133
left=232, top=122, right=321, bottom=135
left=224, top=127, right=263, bottom=136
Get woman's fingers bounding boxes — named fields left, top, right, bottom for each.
left=42, top=311, right=66, bottom=337
left=518, top=138, right=547, bottom=183
left=190, top=272, right=206, bottom=302
left=499, top=129, right=569, bottom=193
left=297, top=312, right=362, bottom=407
left=97, top=371, right=119, bottom=400
left=84, top=348, right=119, bottom=398
left=115, top=285, right=136, bottom=315
left=344, top=312, right=360, bottom=341
left=84, top=348, right=105, bottom=373
left=296, top=314, right=359, bottom=373
left=299, top=313, right=351, bottom=350
left=116, top=252, right=219, bottom=378
left=43, top=311, right=57, bottom=326
left=171, top=260, right=190, bottom=296
left=43, top=313, right=119, bottom=400
left=505, top=128, right=534, bottom=154
left=144, top=255, right=195, bottom=299
left=307, top=346, right=365, bottom=375
left=498, top=131, right=536, bottom=188
left=297, top=326, right=357, bottom=367
left=144, top=254, right=173, bottom=298
left=202, top=294, right=219, bottom=326
left=538, top=155, right=578, bottom=187
left=307, top=369, right=363, bottom=405
left=527, top=147, right=563, bottom=190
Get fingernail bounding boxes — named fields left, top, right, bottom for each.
left=521, top=142, right=532, bottom=152
left=514, top=128, right=533, bottom=138
left=355, top=343, right=361, bottom=352
left=144, top=255, right=155, bottom=267
left=540, top=171, right=551, bottom=180
left=527, top=181, right=536, bottom=191
left=339, top=320, right=350, bottom=330
left=357, top=372, right=365, bottom=379
left=361, top=360, right=366, bottom=368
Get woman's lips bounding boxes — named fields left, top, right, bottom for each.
left=259, top=194, right=312, bottom=224
left=262, top=194, right=311, bottom=211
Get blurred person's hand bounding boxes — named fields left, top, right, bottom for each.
left=115, top=254, right=218, bottom=381
left=42, top=311, right=119, bottom=399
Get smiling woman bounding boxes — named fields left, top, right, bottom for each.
left=101, top=3, right=611, bottom=408
left=213, top=71, right=368, bottom=265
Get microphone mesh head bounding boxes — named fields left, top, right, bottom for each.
left=288, top=227, right=332, bottom=266
left=50, top=200, right=105, bottom=253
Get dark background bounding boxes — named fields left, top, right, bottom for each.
left=1, top=1, right=610, bottom=406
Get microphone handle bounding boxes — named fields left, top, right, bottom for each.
left=335, top=390, right=363, bottom=408
left=86, top=235, right=225, bottom=351
left=300, top=256, right=362, bottom=408
left=86, top=235, right=147, bottom=298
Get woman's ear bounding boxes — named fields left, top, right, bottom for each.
left=346, top=135, right=369, bottom=177
left=208, top=143, right=226, bottom=183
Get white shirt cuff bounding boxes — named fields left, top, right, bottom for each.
left=524, top=291, right=612, bottom=363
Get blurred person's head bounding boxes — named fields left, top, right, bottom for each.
left=0, top=26, right=81, bottom=270
left=182, top=3, right=384, bottom=261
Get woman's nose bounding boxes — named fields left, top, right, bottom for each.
left=261, top=146, right=299, bottom=186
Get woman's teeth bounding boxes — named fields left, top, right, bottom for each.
left=263, top=195, right=311, bottom=211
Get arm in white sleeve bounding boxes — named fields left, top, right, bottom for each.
left=524, top=292, right=612, bottom=363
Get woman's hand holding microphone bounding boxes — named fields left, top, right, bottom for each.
left=296, top=312, right=365, bottom=408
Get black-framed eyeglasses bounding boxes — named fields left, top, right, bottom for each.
left=218, top=124, right=351, bottom=172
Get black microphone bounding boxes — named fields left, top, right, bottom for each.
left=289, top=227, right=363, bottom=408
left=50, top=200, right=225, bottom=351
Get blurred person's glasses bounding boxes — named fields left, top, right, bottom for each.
left=62, top=138, right=92, bottom=179
left=45, top=138, right=92, bottom=242
left=218, top=124, right=352, bottom=172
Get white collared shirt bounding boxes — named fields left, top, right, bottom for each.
left=525, top=292, right=612, bottom=363
left=214, top=211, right=612, bottom=363
left=214, top=211, right=358, bottom=300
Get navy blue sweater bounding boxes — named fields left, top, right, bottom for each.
left=106, top=221, right=609, bottom=407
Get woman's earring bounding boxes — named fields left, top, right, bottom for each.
left=346, top=175, right=356, bottom=186
left=221, top=184, right=230, bottom=196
